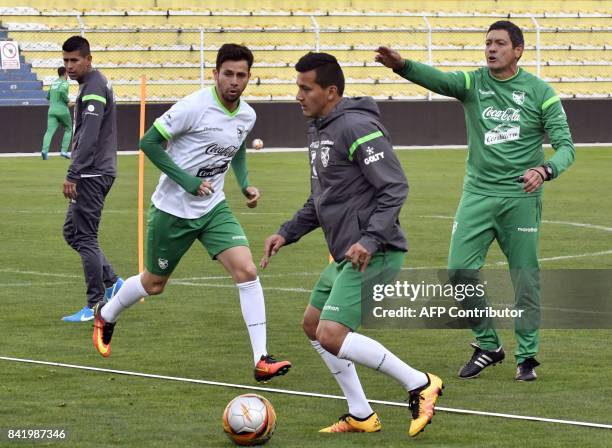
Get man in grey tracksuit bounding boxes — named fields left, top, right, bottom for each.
left=60, top=36, right=122, bottom=322
left=279, top=95, right=408, bottom=264
left=261, top=52, right=442, bottom=437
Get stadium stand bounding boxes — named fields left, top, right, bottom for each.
left=0, top=0, right=610, bottom=101
left=0, top=26, right=46, bottom=105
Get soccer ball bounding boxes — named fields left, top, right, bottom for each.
left=222, top=394, right=276, bottom=446
left=252, top=138, right=264, bottom=150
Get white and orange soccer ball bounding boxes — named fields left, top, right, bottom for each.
left=222, top=394, right=276, bottom=446
left=252, top=138, right=264, bottom=150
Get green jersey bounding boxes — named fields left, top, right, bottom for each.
left=396, top=61, right=575, bottom=197
left=47, top=77, right=69, bottom=114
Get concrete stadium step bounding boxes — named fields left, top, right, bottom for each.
left=0, top=70, right=39, bottom=81
left=0, top=80, right=43, bottom=90
left=0, top=89, right=47, bottom=99
left=0, top=98, right=48, bottom=106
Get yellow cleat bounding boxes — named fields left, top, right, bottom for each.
left=319, top=412, right=381, bottom=433
left=408, top=373, right=444, bottom=437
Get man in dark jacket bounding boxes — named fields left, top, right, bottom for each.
left=261, top=52, right=442, bottom=438
left=60, top=36, right=122, bottom=322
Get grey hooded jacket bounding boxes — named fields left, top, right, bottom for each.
left=67, top=70, right=117, bottom=183
left=278, top=97, right=408, bottom=262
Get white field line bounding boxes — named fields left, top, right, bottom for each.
left=4, top=243, right=611, bottom=291
left=169, top=280, right=311, bottom=294
left=172, top=278, right=612, bottom=316
left=1, top=356, right=610, bottom=430
left=419, top=215, right=612, bottom=233
left=419, top=215, right=612, bottom=266
left=1, top=217, right=609, bottom=287
left=493, top=250, right=612, bottom=265
left=0, top=281, right=72, bottom=288
left=0, top=269, right=81, bottom=278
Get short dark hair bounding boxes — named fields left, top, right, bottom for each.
left=295, top=52, right=345, bottom=96
left=62, top=36, right=91, bottom=56
left=488, top=20, right=524, bottom=48
left=57, top=66, right=66, bottom=77
left=216, top=43, right=254, bottom=70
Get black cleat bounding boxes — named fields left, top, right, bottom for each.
left=515, top=358, right=540, bottom=381
left=458, top=342, right=505, bottom=379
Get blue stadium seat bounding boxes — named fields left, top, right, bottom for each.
left=0, top=46, right=47, bottom=106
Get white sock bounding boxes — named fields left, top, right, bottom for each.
left=310, top=340, right=373, bottom=419
left=237, top=277, right=267, bottom=365
left=337, top=332, right=428, bottom=392
left=101, top=274, right=148, bottom=323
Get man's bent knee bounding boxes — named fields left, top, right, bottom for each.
left=302, top=316, right=318, bottom=340
left=234, top=262, right=258, bottom=284
left=141, top=271, right=168, bottom=296
left=316, top=323, right=349, bottom=356
left=302, top=306, right=321, bottom=340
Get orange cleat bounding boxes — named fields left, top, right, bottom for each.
left=92, top=301, right=116, bottom=358
left=319, top=412, right=381, bottom=433
left=408, top=373, right=444, bottom=437
left=254, top=354, right=292, bottom=382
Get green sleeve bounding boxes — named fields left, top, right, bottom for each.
left=61, top=82, right=69, bottom=104
left=541, top=96, right=575, bottom=178
left=231, top=142, right=250, bottom=195
left=395, top=60, right=469, bottom=101
left=139, top=126, right=202, bottom=195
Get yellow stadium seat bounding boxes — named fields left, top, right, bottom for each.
left=3, top=0, right=610, bottom=101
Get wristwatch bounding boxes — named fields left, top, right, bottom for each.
left=541, top=163, right=554, bottom=181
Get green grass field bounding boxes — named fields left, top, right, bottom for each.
left=1, top=148, right=611, bottom=447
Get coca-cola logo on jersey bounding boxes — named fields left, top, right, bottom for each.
left=203, top=143, right=239, bottom=157
left=481, top=107, right=521, bottom=122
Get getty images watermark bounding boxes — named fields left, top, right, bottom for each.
left=361, top=269, right=612, bottom=329
left=371, top=280, right=525, bottom=319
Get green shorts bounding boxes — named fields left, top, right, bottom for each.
left=145, top=200, right=249, bottom=276
left=310, top=250, right=405, bottom=330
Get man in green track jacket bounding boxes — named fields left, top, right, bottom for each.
left=376, top=20, right=575, bottom=381
left=41, top=66, right=71, bottom=160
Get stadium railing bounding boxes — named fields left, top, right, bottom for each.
left=1, top=10, right=610, bottom=101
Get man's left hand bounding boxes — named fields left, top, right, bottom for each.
left=245, top=186, right=260, bottom=208
left=345, top=242, right=372, bottom=272
left=63, top=179, right=77, bottom=200
left=521, top=167, right=547, bottom=193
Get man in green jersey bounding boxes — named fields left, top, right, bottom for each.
left=91, top=44, right=291, bottom=383
left=376, top=21, right=575, bottom=381
left=41, top=66, right=72, bottom=160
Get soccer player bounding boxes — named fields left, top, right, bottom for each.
left=376, top=20, right=575, bottom=381
left=92, top=44, right=291, bottom=383
left=41, top=66, right=72, bottom=160
left=261, top=52, right=442, bottom=437
left=61, top=36, right=123, bottom=322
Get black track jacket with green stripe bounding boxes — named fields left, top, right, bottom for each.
left=278, top=97, right=408, bottom=262
left=67, top=70, right=117, bottom=182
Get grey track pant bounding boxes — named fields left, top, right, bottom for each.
left=63, top=175, right=118, bottom=308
